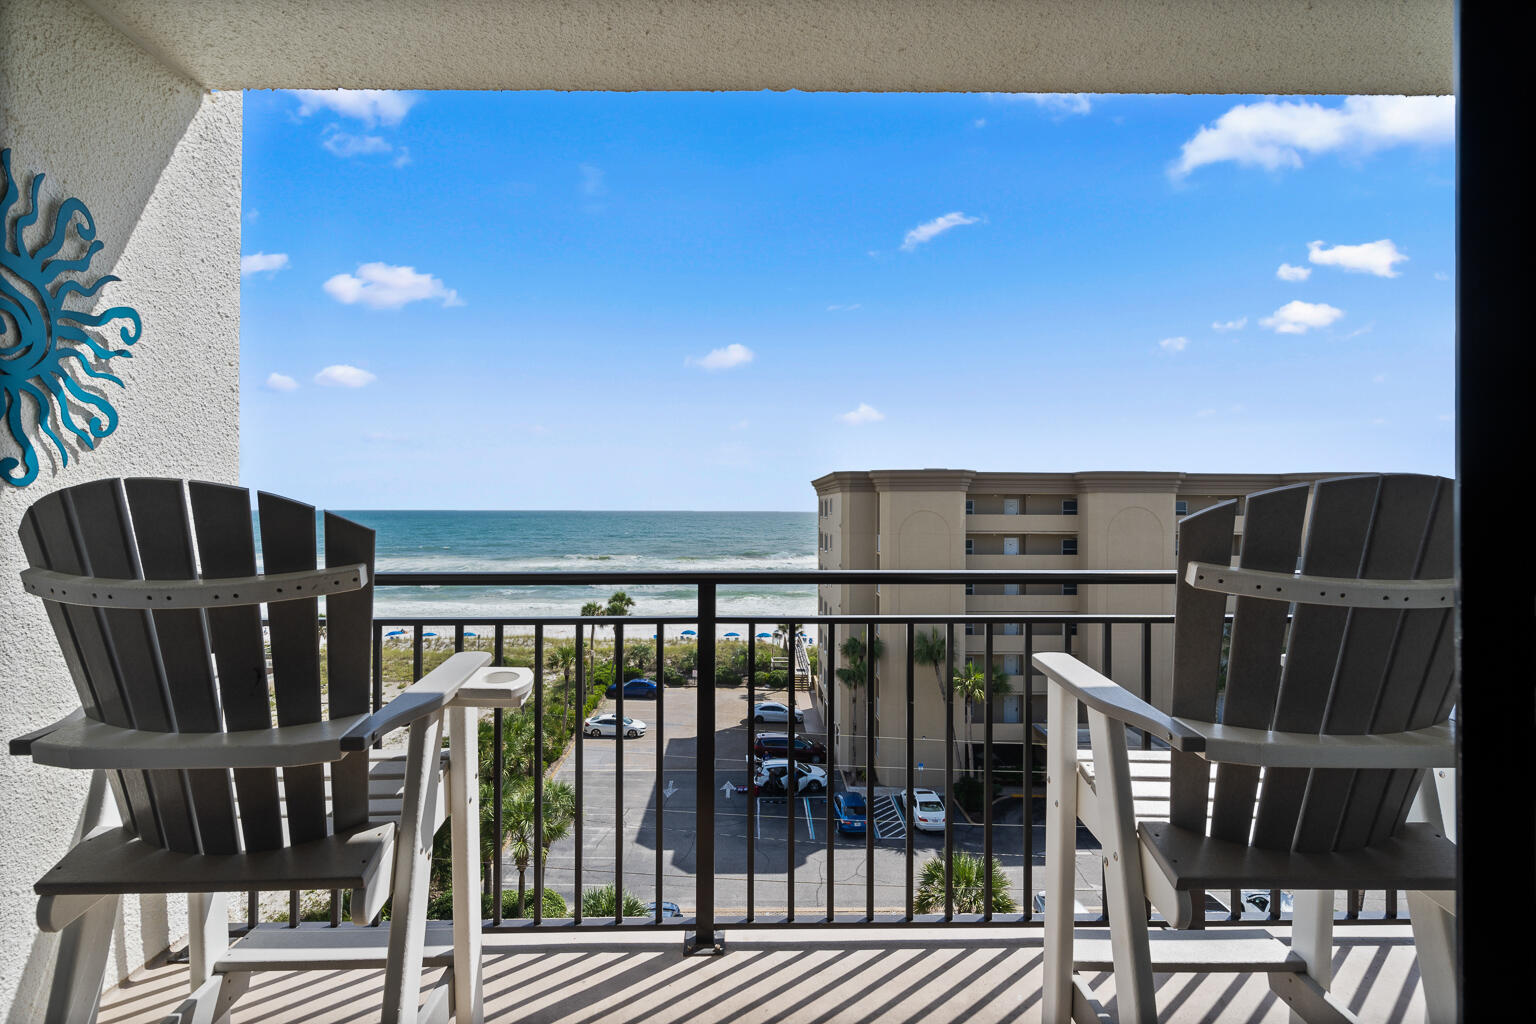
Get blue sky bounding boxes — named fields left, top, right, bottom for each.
left=240, top=91, right=1455, bottom=510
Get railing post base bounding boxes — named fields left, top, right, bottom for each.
left=684, top=931, right=725, bottom=955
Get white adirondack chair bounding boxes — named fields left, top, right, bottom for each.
left=10, top=479, right=530, bottom=1023
left=1037, top=474, right=1457, bottom=1023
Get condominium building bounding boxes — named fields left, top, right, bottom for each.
left=810, top=469, right=1341, bottom=788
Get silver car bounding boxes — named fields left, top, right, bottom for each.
left=751, top=701, right=805, bottom=724
left=584, top=713, right=646, bottom=738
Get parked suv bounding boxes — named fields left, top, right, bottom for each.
left=752, top=732, right=827, bottom=764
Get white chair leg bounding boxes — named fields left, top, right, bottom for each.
left=383, top=713, right=447, bottom=1024
left=1405, top=890, right=1456, bottom=1024
left=1086, top=709, right=1156, bottom=1024
left=43, top=892, right=118, bottom=1024
left=448, top=706, right=484, bottom=1023
left=1044, top=683, right=1080, bottom=1024
left=1290, top=889, right=1335, bottom=1024
left=187, top=892, right=229, bottom=990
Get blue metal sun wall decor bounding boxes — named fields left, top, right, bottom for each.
left=1, top=148, right=142, bottom=487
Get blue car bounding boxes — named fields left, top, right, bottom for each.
left=833, top=791, right=867, bottom=834
left=606, top=677, right=659, bottom=699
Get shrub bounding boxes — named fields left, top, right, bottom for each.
left=715, top=666, right=743, bottom=687
left=581, top=884, right=647, bottom=918
left=914, top=852, right=1016, bottom=914
left=759, top=669, right=787, bottom=690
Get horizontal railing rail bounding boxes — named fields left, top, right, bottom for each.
left=247, top=568, right=1413, bottom=944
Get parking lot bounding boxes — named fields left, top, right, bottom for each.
left=534, top=683, right=1106, bottom=918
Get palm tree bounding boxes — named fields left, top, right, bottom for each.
left=951, top=660, right=1014, bottom=776
left=913, top=852, right=1016, bottom=914
left=546, top=642, right=577, bottom=733
left=836, top=631, right=885, bottom=768
left=500, top=779, right=576, bottom=915
left=604, top=590, right=635, bottom=617
left=913, top=629, right=961, bottom=770
left=580, top=600, right=604, bottom=689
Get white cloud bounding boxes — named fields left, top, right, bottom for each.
left=323, top=262, right=463, bottom=310
left=687, top=343, right=755, bottom=371
left=901, top=212, right=980, bottom=252
left=290, top=89, right=417, bottom=127
left=838, top=403, right=885, bottom=425
left=265, top=372, right=298, bottom=392
left=392, top=147, right=412, bottom=168
left=1307, top=239, right=1408, bottom=278
left=985, top=93, right=1093, bottom=116
left=827, top=303, right=862, bottom=312
left=1171, top=95, right=1454, bottom=178
left=1434, top=271, right=1450, bottom=281
left=1211, top=317, right=1247, bottom=331
left=241, top=252, right=289, bottom=276
left=1159, top=336, right=1190, bottom=352
left=973, top=118, right=988, bottom=129
left=1276, top=263, right=1312, bottom=281
left=1260, top=300, right=1345, bottom=334
left=314, top=365, right=377, bottom=388
left=323, top=132, right=392, bottom=158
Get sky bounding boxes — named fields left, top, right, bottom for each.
left=240, top=91, right=1455, bottom=510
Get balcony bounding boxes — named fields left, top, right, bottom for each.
left=967, top=554, right=1080, bottom=571
left=77, top=567, right=1439, bottom=1022
left=964, top=513, right=1080, bottom=534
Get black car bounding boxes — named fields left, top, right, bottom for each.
left=752, top=732, right=827, bottom=763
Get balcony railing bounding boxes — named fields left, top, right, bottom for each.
left=251, top=569, right=1411, bottom=946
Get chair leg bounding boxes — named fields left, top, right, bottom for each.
left=1086, top=709, right=1156, bottom=1024
left=1405, top=890, right=1457, bottom=1024
left=1044, top=683, right=1080, bottom=1023
left=384, top=713, right=447, bottom=1024
left=43, top=892, right=118, bottom=1024
left=1290, top=890, right=1335, bottom=1024
left=448, top=706, right=485, bottom=1023
left=187, top=892, right=229, bottom=990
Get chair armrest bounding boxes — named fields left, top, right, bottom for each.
left=449, top=667, right=535, bottom=709
left=1032, top=652, right=1205, bottom=753
left=24, top=714, right=370, bottom=770
left=10, top=709, right=86, bottom=757
left=340, top=651, right=492, bottom=751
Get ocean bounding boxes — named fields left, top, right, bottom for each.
left=314, top=510, right=817, bottom=622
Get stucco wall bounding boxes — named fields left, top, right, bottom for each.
left=0, top=1, right=240, bottom=1017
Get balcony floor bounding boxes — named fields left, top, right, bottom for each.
left=98, top=924, right=1427, bottom=1023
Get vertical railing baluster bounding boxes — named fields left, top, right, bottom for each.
left=983, top=621, right=994, bottom=921
left=412, top=626, right=423, bottom=683
left=614, top=622, right=624, bottom=922
left=786, top=621, right=796, bottom=922
left=865, top=621, right=875, bottom=921
left=688, top=584, right=719, bottom=953
left=904, top=622, right=915, bottom=921
left=372, top=625, right=383, bottom=714
left=494, top=624, right=504, bottom=667
left=944, top=621, right=955, bottom=922
left=1024, top=620, right=1034, bottom=921
left=574, top=622, right=584, bottom=924
left=1385, top=888, right=1398, bottom=920
left=746, top=622, right=756, bottom=922
left=534, top=626, right=545, bottom=924
left=824, top=621, right=836, bottom=923
left=492, top=705, right=504, bottom=926
left=1141, top=621, right=1153, bottom=750
left=248, top=891, right=258, bottom=931
left=289, top=891, right=299, bottom=929
left=655, top=625, right=665, bottom=923
left=455, top=624, right=465, bottom=653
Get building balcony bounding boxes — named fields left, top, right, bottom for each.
left=966, top=554, right=1080, bottom=570
left=963, top=513, right=1080, bottom=534
left=964, top=593, right=1079, bottom=613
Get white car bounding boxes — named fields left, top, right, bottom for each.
left=752, top=758, right=827, bottom=795
left=752, top=701, right=804, bottom=724
left=584, top=713, right=646, bottom=738
left=896, top=788, right=947, bottom=832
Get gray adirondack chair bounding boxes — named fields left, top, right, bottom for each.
left=9, top=479, right=528, bottom=1023
left=1036, top=474, right=1457, bottom=1023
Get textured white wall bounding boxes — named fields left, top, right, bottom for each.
left=0, top=1, right=240, bottom=1017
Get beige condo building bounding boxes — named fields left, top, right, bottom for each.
left=809, top=469, right=1344, bottom=790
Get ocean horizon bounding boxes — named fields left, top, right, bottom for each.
left=259, top=509, right=817, bottom=621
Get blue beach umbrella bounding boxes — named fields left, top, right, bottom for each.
left=422, top=632, right=438, bottom=638
left=384, top=629, right=406, bottom=637
left=681, top=629, right=697, bottom=637
left=724, top=632, right=740, bottom=638
left=464, top=632, right=477, bottom=638
left=756, top=632, right=772, bottom=638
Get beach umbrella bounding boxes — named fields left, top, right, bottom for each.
left=724, top=632, right=740, bottom=638
left=464, top=632, right=477, bottom=638
left=756, top=632, right=772, bottom=638
left=422, top=632, right=438, bottom=638
left=681, top=629, right=697, bottom=637
left=384, top=629, right=406, bottom=637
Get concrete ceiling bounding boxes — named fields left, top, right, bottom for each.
left=82, top=0, right=1453, bottom=95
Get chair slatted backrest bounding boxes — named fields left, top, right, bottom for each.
left=18, top=478, right=375, bottom=855
left=1169, top=474, right=1455, bottom=853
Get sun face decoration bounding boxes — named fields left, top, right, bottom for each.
left=1, top=148, right=142, bottom=487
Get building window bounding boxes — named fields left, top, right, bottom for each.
left=964, top=583, right=974, bottom=596
left=964, top=623, right=978, bottom=636
left=1067, top=622, right=1078, bottom=637
left=965, top=538, right=974, bottom=555
left=1062, top=583, right=1078, bottom=596
left=965, top=499, right=974, bottom=515
left=1062, top=538, right=1078, bottom=556
left=1062, top=499, right=1078, bottom=516
left=1176, top=500, right=1188, bottom=516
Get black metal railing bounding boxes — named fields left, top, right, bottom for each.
left=251, top=569, right=1414, bottom=938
